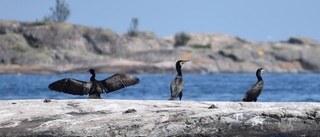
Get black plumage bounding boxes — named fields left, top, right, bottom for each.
left=48, top=69, right=140, bottom=99
left=169, top=60, right=189, bottom=100
left=242, top=68, right=265, bottom=102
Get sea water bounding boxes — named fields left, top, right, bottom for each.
left=0, top=73, right=319, bottom=102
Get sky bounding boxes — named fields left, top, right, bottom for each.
left=1, top=0, right=319, bottom=42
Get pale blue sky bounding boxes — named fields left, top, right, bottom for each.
left=1, top=0, right=319, bottom=42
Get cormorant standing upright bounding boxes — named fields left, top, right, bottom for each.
left=169, top=60, right=189, bottom=100
left=48, top=69, right=140, bottom=99
left=242, top=68, right=265, bottom=102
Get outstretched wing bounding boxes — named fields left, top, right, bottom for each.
left=100, top=74, right=140, bottom=93
left=48, top=78, right=92, bottom=95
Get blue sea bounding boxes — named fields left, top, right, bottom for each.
left=0, top=73, right=319, bottom=102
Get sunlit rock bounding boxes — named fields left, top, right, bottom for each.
left=0, top=100, right=319, bottom=136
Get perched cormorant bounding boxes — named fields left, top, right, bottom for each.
left=242, top=68, right=265, bottom=102
left=48, top=69, right=140, bottom=99
left=168, top=60, right=189, bottom=100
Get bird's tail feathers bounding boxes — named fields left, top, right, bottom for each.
left=168, top=97, right=175, bottom=100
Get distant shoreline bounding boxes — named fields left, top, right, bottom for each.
left=1, top=20, right=320, bottom=74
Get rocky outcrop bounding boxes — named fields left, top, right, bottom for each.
left=287, top=36, right=320, bottom=46
left=1, top=20, right=320, bottom=74
left=0, top=100, right=319, bottom=137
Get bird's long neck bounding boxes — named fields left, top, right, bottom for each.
left=176, top=64, right=182, bottom=76
left=90, top=73, right=96, bottom=81
left=256, top=71, right=263, bottom=81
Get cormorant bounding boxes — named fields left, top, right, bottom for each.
left=242, top=68, right=265, bottom=102
left=48, top=69, right=140, bottom=99
left=168, top=60, right=189, bottom=100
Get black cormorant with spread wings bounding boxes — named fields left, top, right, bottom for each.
left=242, top=68, right=265, bottom=102
left=48, top=69, right=140, bottom=99
left=168, top=60, right=189, bottom=101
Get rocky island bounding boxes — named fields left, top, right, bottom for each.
left=1, top=20, right=320, bottom=74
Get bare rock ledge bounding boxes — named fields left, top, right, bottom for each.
left=0, top=100, right=319, bottom=137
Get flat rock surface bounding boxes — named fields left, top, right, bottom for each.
left=0, top=100, right=319, bottom=137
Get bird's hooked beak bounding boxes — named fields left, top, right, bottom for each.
left=180, top=60, right=189, bottom=65
left=261, top=68, right=266, bottom=73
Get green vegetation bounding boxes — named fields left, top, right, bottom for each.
left=4, top=34, right=28, bottom=52
left=10, top=44, right=26, bottom=52
left=127, top=17, right=139, bottom=37
left=44, top=0, right=70, bottom=22
left=174, top=32, right=191, bottom=47
left=29, top=20, right=48, bottom=26
left=190, top=43, right=211, bottom=49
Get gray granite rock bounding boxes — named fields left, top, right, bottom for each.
left=1, top=21, right=320, bottom=74
left=301, top=48, right=320, bottom=71
left=273, top=48, right=301, bottom=62
left=0, top=100, right=319, bottom=137
left=287, top=36, right=320, bottom=46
